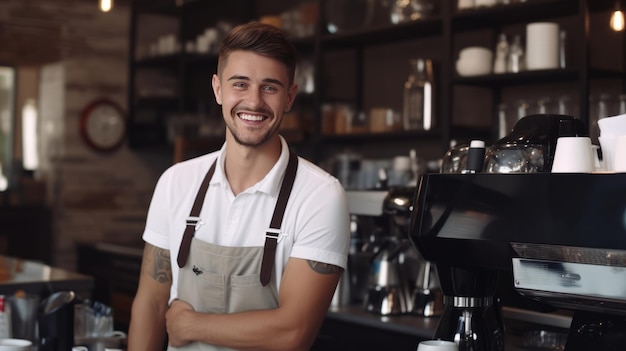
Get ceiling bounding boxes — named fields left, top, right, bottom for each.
left=0, top=0, right=131, bottom=66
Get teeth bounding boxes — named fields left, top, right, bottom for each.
left=239, top=113, right=264, bottom=121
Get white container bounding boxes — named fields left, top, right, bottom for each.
left=417, top=340, right=459, bottom=351
left=612, top=135, right=626, bottom=172
left=551, top=137, right=594, bottom=173
left=526, top=22, right=560, bottom=70
left=456, top=47, right=493, bottom=76
left=0, top=339, right=32, bottom=351
left=457, top=0, right=475, bottom=10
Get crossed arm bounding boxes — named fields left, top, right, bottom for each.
left=128, top=243, right=342, bottom=351
left=128, top=243, right=172, bottom=350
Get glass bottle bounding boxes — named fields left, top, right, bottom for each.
left=403, top=58, right=434, bottom=131
left=507, top=35, right=524, bottom=73
left=559, top=30, right=567, bottom=69
left=497, top=103, right=508, bottom=139
left=493, top=33, right=509, bottom=74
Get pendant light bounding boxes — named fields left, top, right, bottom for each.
left=99, top=0, right=113, bottom=12
left=610, top=1, right=625, bottom=32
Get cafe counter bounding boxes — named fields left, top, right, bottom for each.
left=313, top=304, right=573, bottom=351
left=0, top=255, right=93, bottom=298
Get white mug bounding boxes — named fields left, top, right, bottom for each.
left=0, top=338, right=32, bottom=351
left=551, top=137, right=594, bottom=173
left=417, top=339, right=459, bottom=351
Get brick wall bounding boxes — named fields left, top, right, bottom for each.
left=6, top=1, right=172, bottom=270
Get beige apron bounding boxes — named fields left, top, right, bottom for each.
left=169, top=152, right=298, bottom=351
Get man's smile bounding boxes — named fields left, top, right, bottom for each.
left=238, top=112, right=267, bottom=122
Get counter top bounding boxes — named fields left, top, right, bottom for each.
left=327, top=304, right=438, bottom=339
left=326, top=304, right=573, bottom=341
left=0, top=256, right=93, bottom=297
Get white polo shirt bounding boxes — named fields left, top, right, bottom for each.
left=142, top=137, right=351, bottom=302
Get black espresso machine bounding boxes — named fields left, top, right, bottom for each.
left=409, top=172, right=626, bottom=351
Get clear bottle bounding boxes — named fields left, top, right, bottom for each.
left=493, top=33, right=509, bottom=74
left=559, top=30, right=567, bottom=69
left=507, top=35, right=524, bottom=73
left=497, top=103, right=508, bottom=139
left=403, top=58, right=434, bottom=131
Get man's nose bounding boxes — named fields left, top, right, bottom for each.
left=245, top=88, right=263, bottom=108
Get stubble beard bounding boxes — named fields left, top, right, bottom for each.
left=226, top=108, right=281, bottom=148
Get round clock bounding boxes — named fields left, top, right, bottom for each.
left=79, top=99, right=126, bottom=152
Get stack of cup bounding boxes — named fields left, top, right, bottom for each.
left=597, top=114, right=626, bottom=172
left=526, top=22, right=560, bottom=70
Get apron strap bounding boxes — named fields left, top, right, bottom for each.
left=177, top=151, right=299, bottom=278
left=177, top=161, right=217, bottom=268
left=260, top=151, right=298, bottom=286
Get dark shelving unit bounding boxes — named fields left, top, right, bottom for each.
left=126, top=0, right=625, bottom=165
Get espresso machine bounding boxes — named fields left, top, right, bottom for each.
left=347, top=188, right=442, bottom=316
left=409, top=115, right=626, bottom=350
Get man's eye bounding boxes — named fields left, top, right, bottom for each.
left=233, top=82, right=247, bottom=88
left=262, top=85, right=278, bottom=92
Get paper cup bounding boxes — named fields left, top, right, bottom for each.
left=0, top=339, right=32, bottom=351
left=551, top=137, right=594, bottom=173
left=526, top=22, right=560, bottom=70
left=598, top=114, right=626, bottom=137
left=417, top=340, right=459, bottom=351
left=599, top=136, right=617, bottom=171
left=613, top=135, right=626, bottom=172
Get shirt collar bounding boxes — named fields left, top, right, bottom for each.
left=211, top=136, right=291, bottom=196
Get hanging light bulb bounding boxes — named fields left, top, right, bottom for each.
left=610, top=2, right=625, bottom=32
left=99, top=0, right=113, bottom=12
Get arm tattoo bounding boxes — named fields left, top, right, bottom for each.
left=307, top=260, right=344, bottom=275
left=146, top=244, right=172, bottom=284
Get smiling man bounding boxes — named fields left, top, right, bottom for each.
left=128, top=22, right=351, bottom=351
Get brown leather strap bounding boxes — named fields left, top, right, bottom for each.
left=177, top=161, right=217, bottom=268
left=260, top=151, right=298, bottom=286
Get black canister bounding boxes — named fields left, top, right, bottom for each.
left=38, top=291, right=76, bottom=351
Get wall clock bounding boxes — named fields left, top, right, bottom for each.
left=79, top=99, right=126, bottom=152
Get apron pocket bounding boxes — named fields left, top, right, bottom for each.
left=192, top=271, right=226, bottom=314
left=229, top=274, right=278, bottom=313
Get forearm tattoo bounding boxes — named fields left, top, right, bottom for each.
left=146, top=244, right=172, bottom=284
left=307, top=260, right=343, bottom=275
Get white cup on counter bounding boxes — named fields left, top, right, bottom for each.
left=551, top=136, right=594, bottom=173
left=0, top=339, right=32, bottom=351
left=416, top=339, right=459, bottom=351
left=612, top=135, right=626, bottom=172
left=526, top=22, right=560, bottom=70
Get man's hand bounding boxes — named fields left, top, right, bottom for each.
left=166, top=299, right=195, bottom=347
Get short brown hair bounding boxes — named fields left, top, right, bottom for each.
left=218, top=22, right=298, bottom=85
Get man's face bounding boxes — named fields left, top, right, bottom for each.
left=212, top=50, right=298, bottom=148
